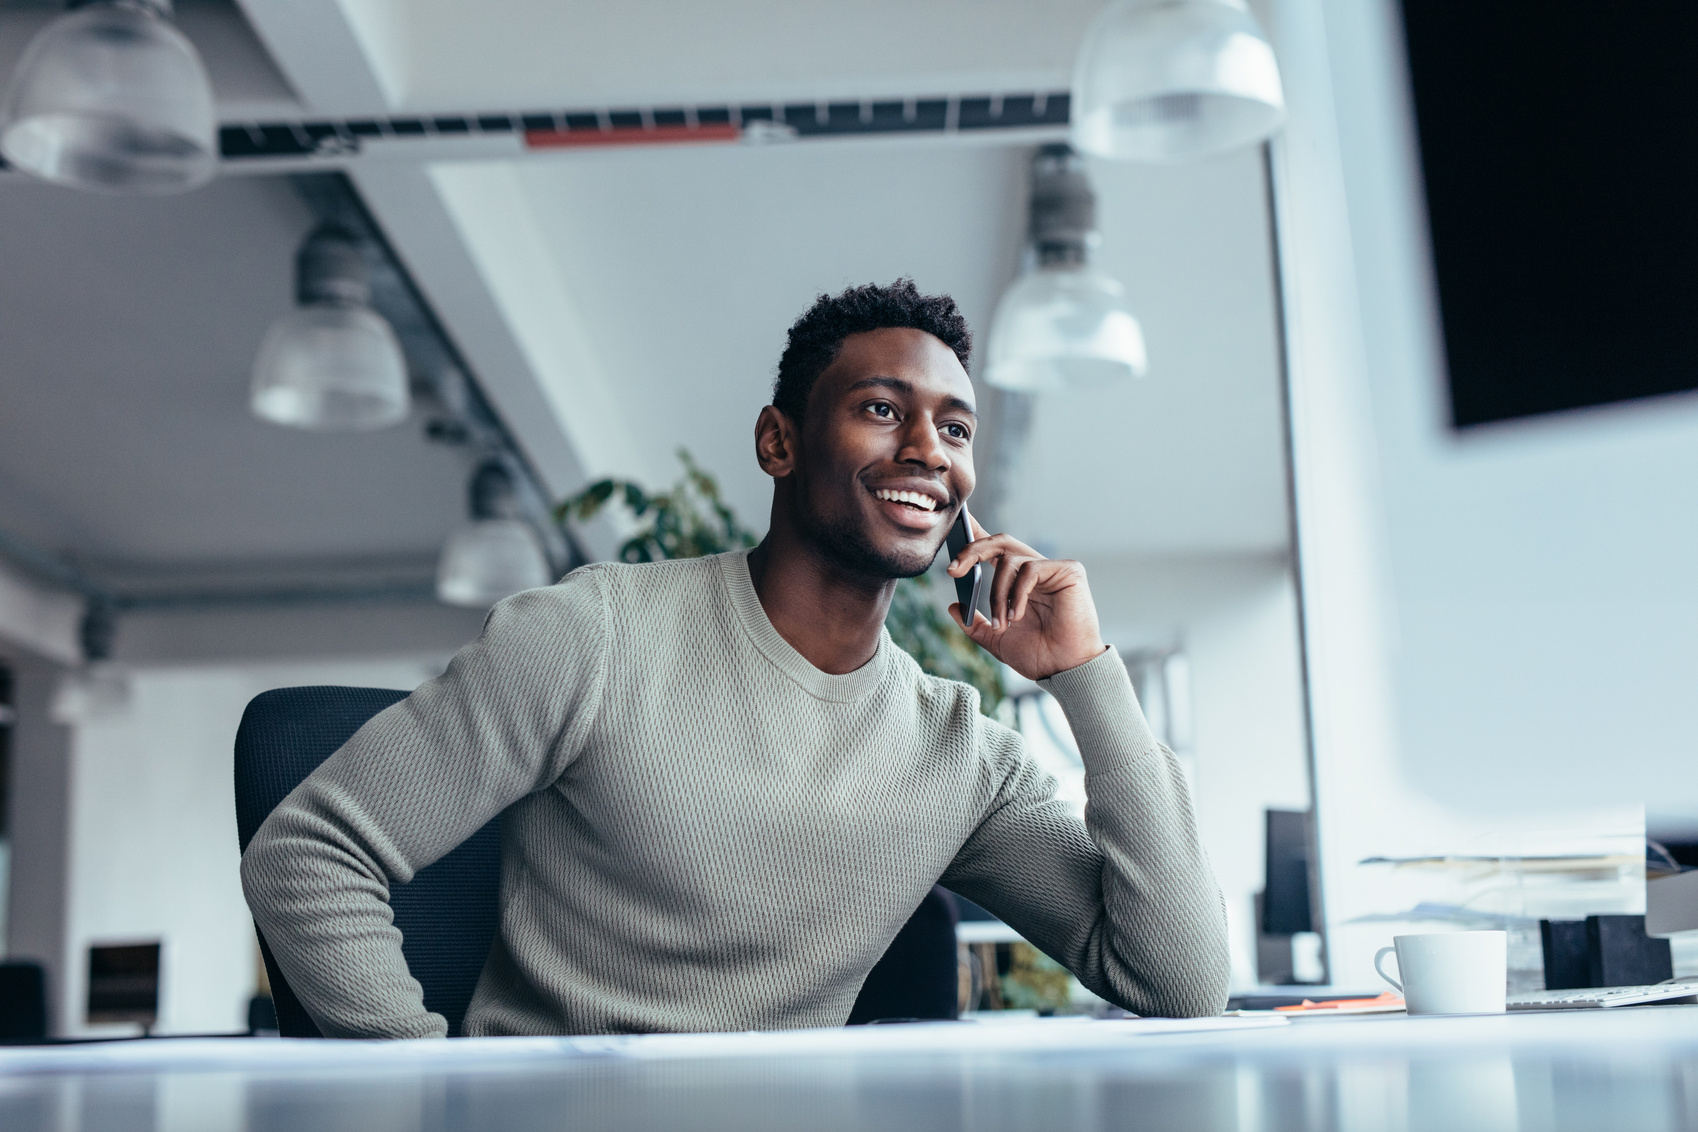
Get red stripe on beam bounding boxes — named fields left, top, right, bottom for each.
left=524, top=123, right=741, bottom=149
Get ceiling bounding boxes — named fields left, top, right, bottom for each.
left=335, top=0, right=1108, bottom=112
left=0, top=0, right=1290, bottom=656
left=511, top=140, right=1027, bottom=534
left=508, top=139, right=1286, bottom=557
left=0, top=174, right=473, bottom=582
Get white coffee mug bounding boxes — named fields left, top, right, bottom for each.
left=1374, top=931, right=1507, bottom=1015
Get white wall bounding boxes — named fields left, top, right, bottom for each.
left=59, top=654, right=448, bottom=1038
left=1092, top=553, right=1311, bottom=991
left=1187, top=571, right=1312, bottom=990
left=1279, top=0, right=1698, bottom=821
left=1269, top=0, right=1665, bottom=986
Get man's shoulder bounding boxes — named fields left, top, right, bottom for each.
left=548, top=553, right=735, bottom=623
left=485, top=554, right=733, bottom=653
left=568, top=552, right=729, bottom=594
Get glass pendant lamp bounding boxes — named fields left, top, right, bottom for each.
left=985, top=145, right=1148, bottom=392
left=1071, top=0, right=1285, bottom=163
left=48, top=598, right=132, bottom=724
left=436, top=461, right=553, bottom=608
left=0, top=0, right=217, bottom=193
left=48, top=662, right=132, bottom=723
left=250, top=223, right=411, bottom=431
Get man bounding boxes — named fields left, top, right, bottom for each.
left=242, top=280, right=1229, bottom=1038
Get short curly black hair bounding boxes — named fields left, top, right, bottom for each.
left=771, top=279, right=972, bottom=424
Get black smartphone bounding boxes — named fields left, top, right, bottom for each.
left=945, top=504, right=985, bottom=626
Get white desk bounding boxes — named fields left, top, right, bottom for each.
left=1, top=1008, right=1694, bottom=1131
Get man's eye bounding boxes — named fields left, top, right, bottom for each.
left=870, top=403, right=894, bottom=418
left=944, top=423, right=970, bottom=440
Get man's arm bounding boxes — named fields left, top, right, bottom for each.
left=240, top=572, right=610, bottom=1038
left=942, top=521, right=1230, bottom=1017
left=940, top=648, right=1230, bottom=1018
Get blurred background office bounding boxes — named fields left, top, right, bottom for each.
left=0, top=0, right=1691, bottom=1039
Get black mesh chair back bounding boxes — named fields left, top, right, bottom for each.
left=234, top=686, right=501, bottom=1038
left=847, top=887, right=961, bottom=1024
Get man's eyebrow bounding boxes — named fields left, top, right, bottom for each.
left=846, top=375, right=978, bottom=419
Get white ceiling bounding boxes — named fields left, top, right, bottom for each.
left=507, top=139, right=1287, bottom=557
left=0, top=0, right=1289, bottom=626
left=511, top=140, right=1027, bottom=534
left=336, top=0, right=1105, bottom=112
left=0, top=174, right=471, bottom=575
left=1006, top=150, right=1289, bottom=558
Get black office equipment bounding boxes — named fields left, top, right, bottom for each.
left=1587, top=915, right=1673, bottom=988
left=1261, top=809, right=1314, bottom=936
left=1539, top=919, right=1591, bottom=991
left=1540, top=914, right=1673, bottom=991
left=235, top=685, right=956, bottom=1035
left=86, top=943, right=159, bottom=1029
left=234, top=686, right=503, bottom=1038
left=1399, top=1, right=1698, bottom=427
left=0, top=961, right=47, bottom=1043
left=246, top=994, right=279, bottom=1036
left=1254, top=810, right=1320, bottom=985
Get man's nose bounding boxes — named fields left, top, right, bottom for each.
left=896, top=416, right=949, bottom=471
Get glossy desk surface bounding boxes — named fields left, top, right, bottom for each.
left=3, top=1007, right=1696, bottom=1131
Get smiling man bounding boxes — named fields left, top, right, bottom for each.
left=242, top=280, right=1230, bottom=1039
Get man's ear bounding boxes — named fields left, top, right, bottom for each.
left=754, top=405, right=799, bottom=479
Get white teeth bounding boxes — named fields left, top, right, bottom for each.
left=873, top=488, right=938, bottom=511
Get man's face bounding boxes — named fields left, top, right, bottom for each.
left=790, top=327, right=977, bottom=579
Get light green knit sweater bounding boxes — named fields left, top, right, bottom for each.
left=241, top=550, right=1229, bottom=1038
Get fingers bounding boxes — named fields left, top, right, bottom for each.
left=946, top=529, right=1042, bottom=576
left=980, top=557, right=1086, bottom=627
left=1008, top=558, right=1062, bottom=624
left=987, top=549, right=1037, bottom=626
left=1006, top=559, right=1037, bottom=624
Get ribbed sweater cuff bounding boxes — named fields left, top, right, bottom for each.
left=1037, top=646, right=1161, bottom=776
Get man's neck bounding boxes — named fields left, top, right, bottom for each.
left=747, top=525, right=894, bottom=677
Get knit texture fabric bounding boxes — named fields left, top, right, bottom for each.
left=241, top=550, right=1229, bottom=1038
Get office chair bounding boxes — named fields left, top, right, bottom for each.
left=234, top=686, right=502, bottom=1038
left=235, top=686, right=960, bottom=1036
left=846, top=887, right=960, bottom=1024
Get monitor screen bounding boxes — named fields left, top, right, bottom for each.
left=1400, top=1, right=1698, bottom=428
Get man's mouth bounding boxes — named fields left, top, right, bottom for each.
left=871, top=487, right=942, bottom=513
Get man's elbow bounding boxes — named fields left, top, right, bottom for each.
left=1120, top=949, right=1230, bottom=1019
left=1157, top=971, right=1230, bottom=1018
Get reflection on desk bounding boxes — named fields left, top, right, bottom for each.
left=1, top=1007, right=1695, bottom=1131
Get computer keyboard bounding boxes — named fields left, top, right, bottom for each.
left=1508, top=982, right=1698, bottom=1010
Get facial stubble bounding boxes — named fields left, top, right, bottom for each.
left=795, top=490, right=944, bottom=581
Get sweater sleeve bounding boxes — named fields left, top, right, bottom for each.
left=240, top=571, right=611, bottom=1039
left=939, top=647, right=1230, bottom=1018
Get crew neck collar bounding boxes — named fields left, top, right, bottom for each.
left=717, top=548, right=887, bottom=703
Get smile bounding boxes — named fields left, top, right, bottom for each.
left=871, top=488, right=941, bottom=512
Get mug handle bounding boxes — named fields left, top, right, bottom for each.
left=1373, top=946, right=1403, bottom=992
